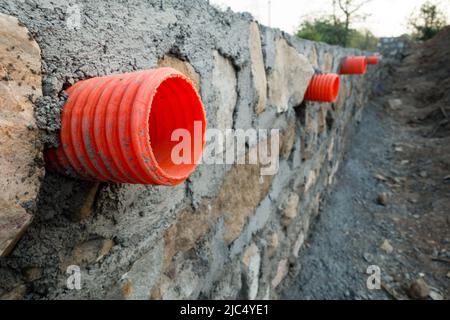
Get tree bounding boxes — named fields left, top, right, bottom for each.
left=295, top=18, right=378, bottom=50
left=295, top=18, right=348, bottom=45
left=336, top=0, right=372, bottom=46
left=295, top=0, right=377, bottom=49
left=409, top=1, right=447, bottom=41
left=349, top=29, right=378, bottom=50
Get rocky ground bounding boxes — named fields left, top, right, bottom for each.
left=282, top=27, right=450, bottom=300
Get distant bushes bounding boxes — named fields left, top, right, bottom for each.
left=295, top=17, right=378, bottom=51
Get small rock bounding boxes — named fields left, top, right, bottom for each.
left=374, top=173, right=387, bottom=182
left=267, top=232, right=279, bottom=257
left=271, top=259, right=288, bottom=288
left=407, top=278, right=430, bottom=299
left=61, top=238, right=114, bottom=270
left=419, top=171, right=427, bottom=178
left=42, top=75, right=61, bottom=96
left=429, top=291, right=444, bottom=300
left=282, top=193, right=300, bottom=221
left=387, top=98, right=402, bottom=110
left=383, top=273, right=394, bottom=283
left=363, top=252, right=374, bottom=263
left=381, top=239, right=394, bottom=254
left=0, top=284, right=27, bottom=300
left=446, top=271, right=450, bottom=279
left=377, top=193, right=388, bottom=206
left=242, top=243, right=261, bottom=300
left=408, top=196, right=418, bottom=204
left=76, top=182, right=100, bottom=221
left=292, top=232, right=305, bottom=258
left=22, top=267, right=42, bottom=282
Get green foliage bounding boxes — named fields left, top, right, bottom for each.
left=348, top=29, right=378, bottom=50
left=295, top=18, right=347, bottom=45
left=295, top=17, right=378, bottom=50
left=409, top=1, right=447, bottom=41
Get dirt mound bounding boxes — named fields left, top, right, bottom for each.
left=391, top=26, right=450, bottom=138
left=413, top=26, right=450, bottom=81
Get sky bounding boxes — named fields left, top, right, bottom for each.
left=209, top=0, right=450, bottom=37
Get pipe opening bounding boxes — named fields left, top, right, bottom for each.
left=149, top=75, right=206, bottom=180
left=367, top=56, right=380, bottom=65
left=331, top=76, right=340, bottom=101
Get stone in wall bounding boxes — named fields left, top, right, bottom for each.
left=158, top=55, right=201, bottom=92
left=317, top=49, right=334, bottom=73
left=267, top=38, right=314, bottom=113
left=120, top=240, right=164, bottom=300
left=287, top=38, right=319, bottom=68
left=242, top=243, right=261, bottom=300
left=301, top=104, right=320, bottom=161
left=335, top=78, right=350, bottom=111
left=267, top=232, right=280, bottom=257
left=160, top=259, right=202, bottom=300
left=212, top=51, right=237, bottom=130
left=220, top=140, right=275, bottom=242
left=210, top=260, right=242, bottom=299
left=0, top=13, right=43, bottom=256
left=281, top=192, right=300, bottom=226
left=248, top=22, right=267, bottom=114
left=323, top=52, right=334, bottom=72
left=161, top=137, right=277, bottom=294
left=163, top=155, right=274, bottom=267
left=318, top=105, right=330, bottom=134
left=308, top=44, right=319, bottom=68
left=60, top=238, right=114, bottom=271
left=271, top=259, right=288, bottom=288
left=280, top=122, right=296, bottom=159
left=292, top=232, right=305, bottom=258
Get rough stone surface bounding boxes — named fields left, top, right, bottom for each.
left=292, top=232, right=305, bottom=258
left=212, top=50, right=237, bottom=130
left=272, top=259, right=288, bottom=288
left=407, top=278, right=430, bottom=300
left=158, top=55, right=201, bottom=92
left=0, top=13, right=43, bottom=256
left=267, top=38, right=314, bottom=113
left=242, top=243, right=261, bottom=300
left=281, top=192, right=300, bottom=226
left=248, top=22, right=267, bottom=114
left=119, top=240, right=164, bottom=300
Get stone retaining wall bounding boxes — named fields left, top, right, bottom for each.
left=0, top=0, right=378, bottom=299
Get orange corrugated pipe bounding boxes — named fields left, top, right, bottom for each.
left=339, top=56, right=367, bottom=75
left=304, top=73, right=341, bottom=103
left=45, top=68, right=207, bottom=186
left=367, top=55, right=381, bottom=65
